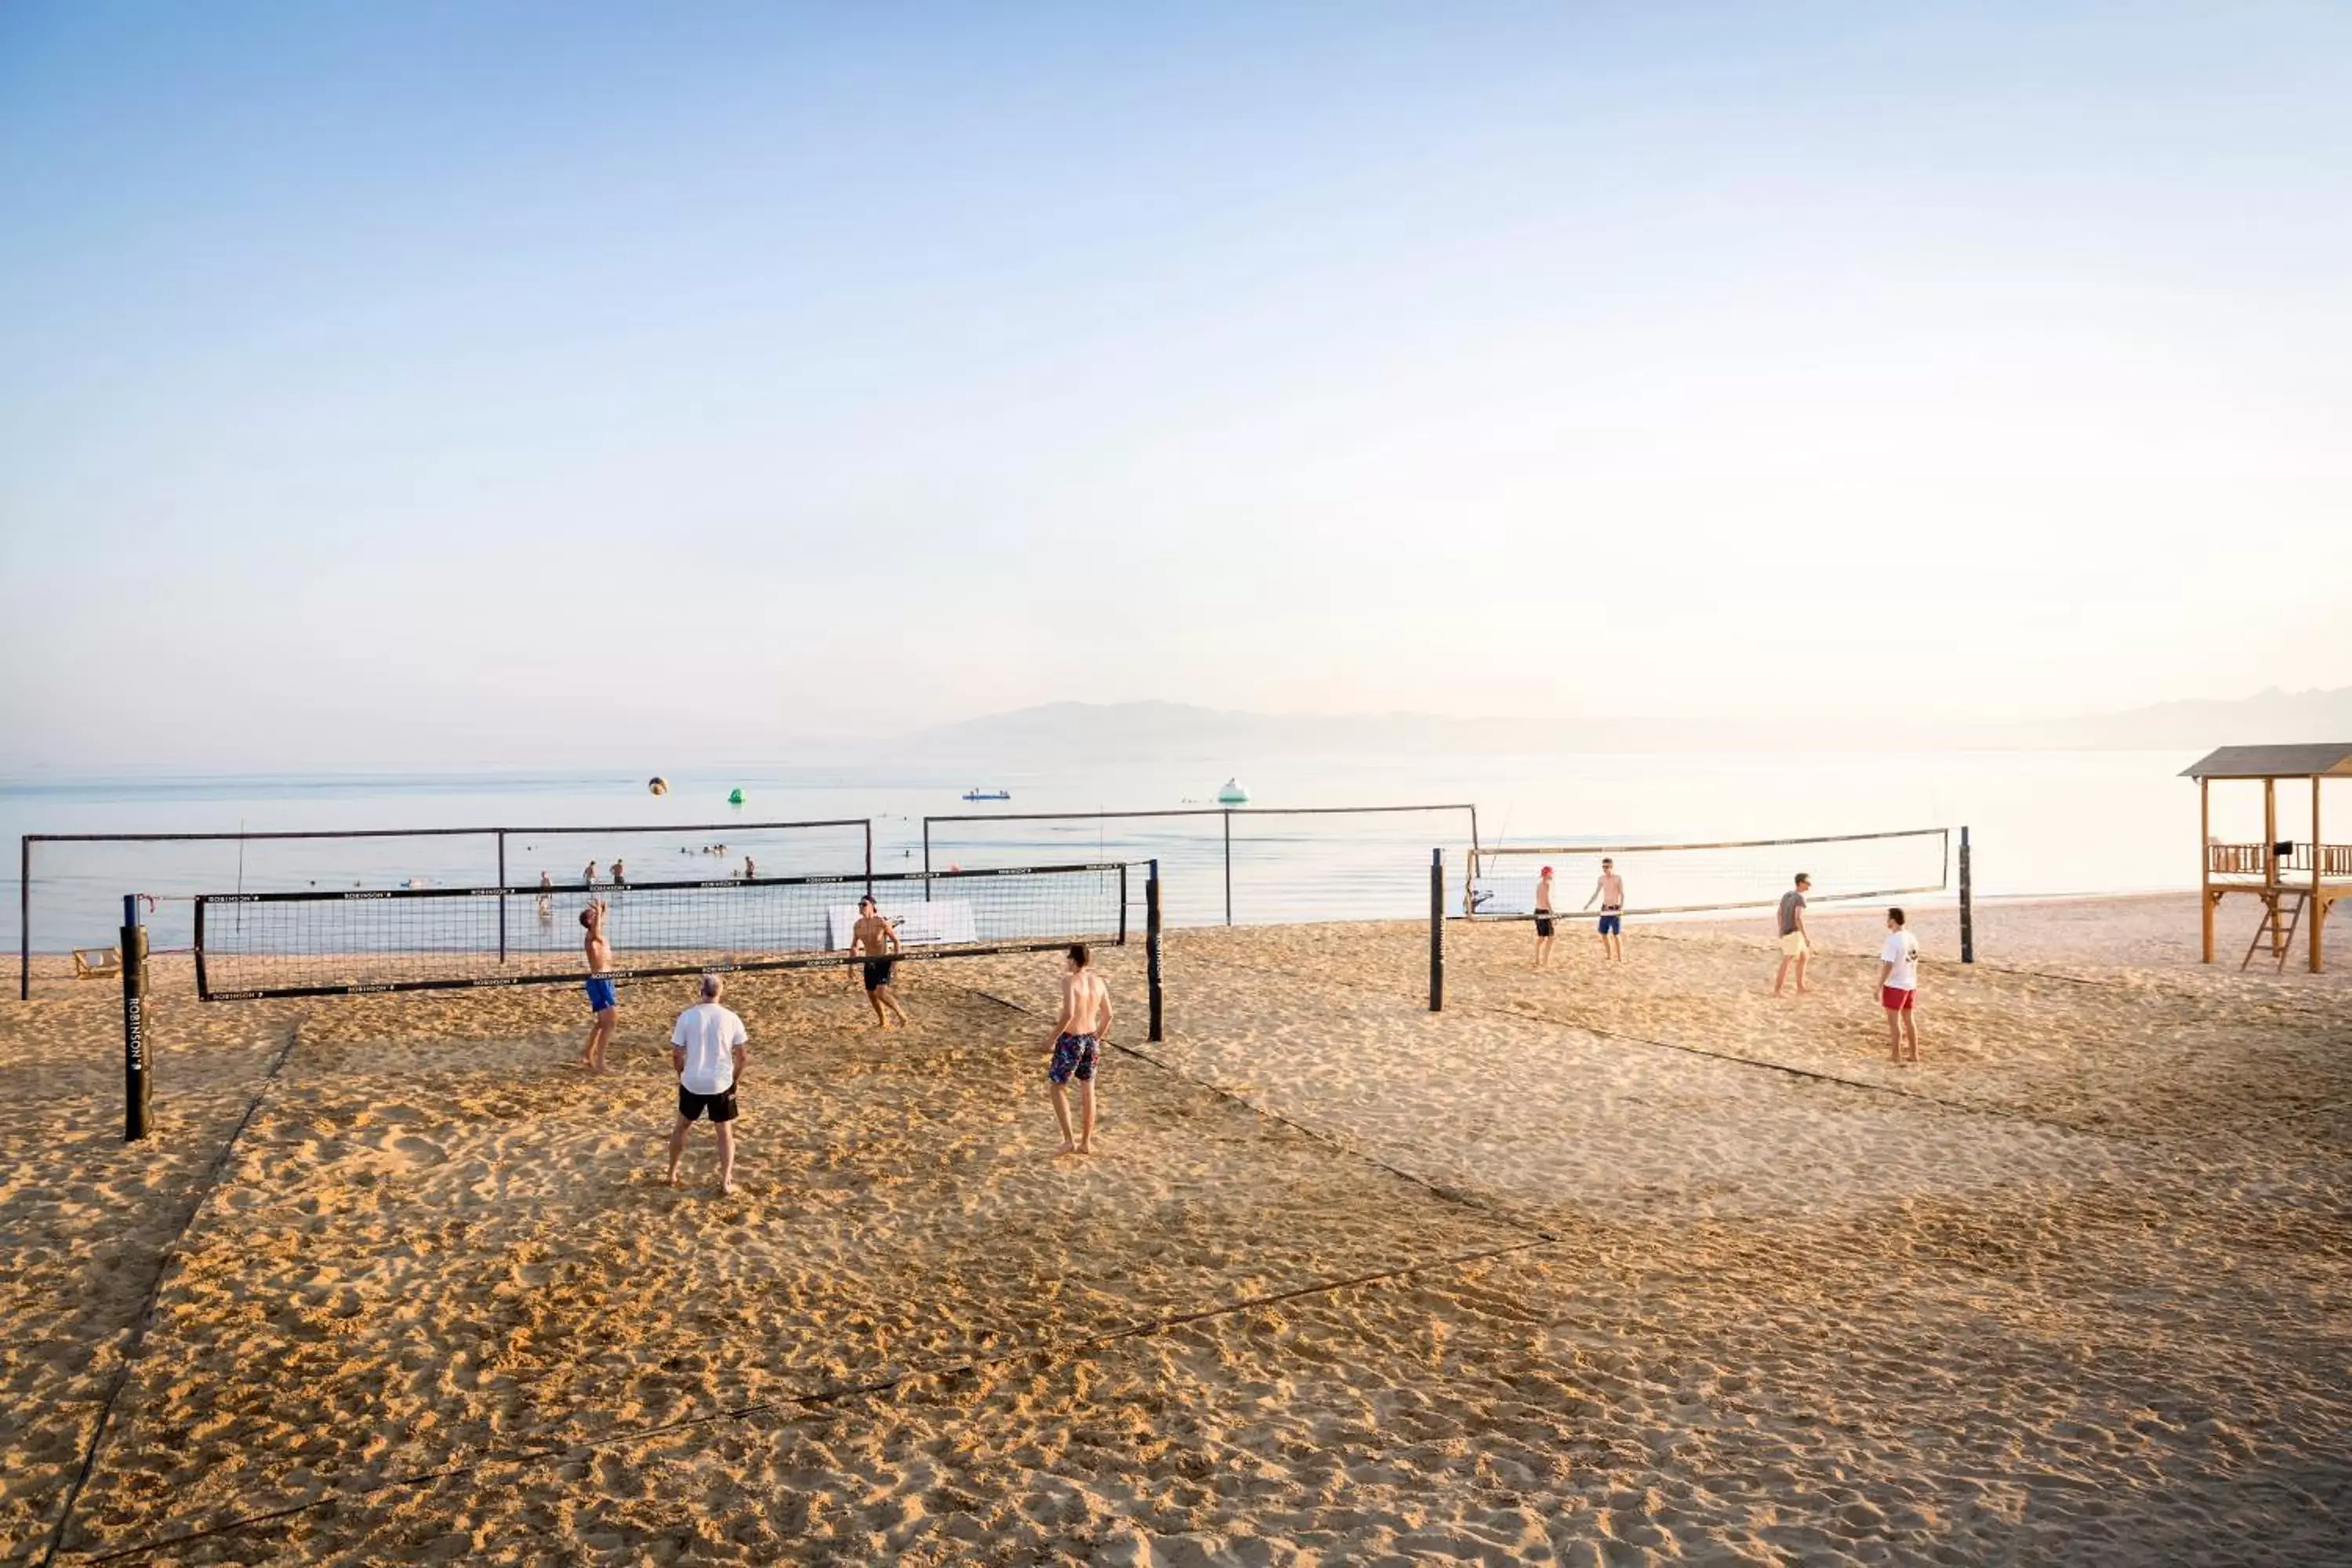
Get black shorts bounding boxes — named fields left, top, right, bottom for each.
left=1534, top=915, right=1555, bottom=938
left=677, top=1085, right=739, bottom=1123
left=862, top=958, right=895, bottom=992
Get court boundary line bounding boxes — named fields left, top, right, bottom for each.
left=67, top=1234, right=1552, bottom=1563
left=40, top=1022, right=305, bottom=1568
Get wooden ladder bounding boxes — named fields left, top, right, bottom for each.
left=2241, top=891, right=2308, bottom=973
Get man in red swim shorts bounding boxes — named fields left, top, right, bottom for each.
left=1878, top=906, right=1921, bottom=1064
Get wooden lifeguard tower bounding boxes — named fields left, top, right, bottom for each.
left=2183, top=743, right=2352, bottom=973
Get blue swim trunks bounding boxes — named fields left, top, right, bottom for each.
left=1598, top=913, right=1623, bottom=936
left=584, top=976, right=618, bottom=1013
left=1049, top=1033, right=1098, bottom=1085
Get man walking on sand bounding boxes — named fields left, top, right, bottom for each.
left=1878, top=907, right=1921, bottom=1063
left=1532, top=865, right=1558, bottom=970
left=1772, top=873, right=1815, bottom=996
left=849, top=895, right=909, bottom=1029
left=1047, top=943, right=1112, bottom=1156
left=1584, top=857, right=1626, bottom=961
left=578, top=899, right=618, bottom=1072
left=668, top=973, right=748, bottom=1194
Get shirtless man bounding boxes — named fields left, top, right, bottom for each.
left=1584, top=856, right=1626, bottom=961
left=1532, top=865, right=1558, bottom=970
left=583, top=859, right=598, bottom=887
left=536, top=869, right=554, bottom=921
left=848, top=895, right=909, bottom=1029
left=1046, top=943, right=1112, bottom=1156
left=578, top=899, right=618, bottom=1072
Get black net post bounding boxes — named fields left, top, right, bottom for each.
left=496, top=830, right=508, bottom=965
left=1223, top=811, right=1232, bottom=926
left=122, top=895, right=151, bottom=1142
left=1146, top=858, right=1164, bottom=1043
left=922, top=819, right=931, bottom=901
left=1958, top=826, right=1974, bottom=964
left=1428, top=848, right=1445, bottom=1011
left=18, top=835, right=29, bottom=1000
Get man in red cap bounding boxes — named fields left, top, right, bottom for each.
left=1533, top=864, right=1557, bottom=969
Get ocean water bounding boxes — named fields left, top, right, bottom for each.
left=2, top=750, right=2218, bottom=959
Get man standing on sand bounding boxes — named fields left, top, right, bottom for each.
left=1047, top=943, right=1112, bottom=1156
left=1584, top=856, right=1626, bottom=961
left=1772, top=873, right=1814, bottom=996
left=1532, top=866, right=1558, bottom=970
left=578, top=899, right=618, bottom=1072
left=667, top=973, right=748, bottom=1194
left=583, top=858, right=598, bottom=887
left=536, top=869, right=554, bottom=922
left=1878, top=907, right=1921, bottom=1064
left=848, top=895, right=909, bottom=1029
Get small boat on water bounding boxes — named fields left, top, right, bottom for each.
left=961, top=787, right=1012, bottom=802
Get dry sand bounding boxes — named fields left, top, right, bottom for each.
left=2, top=901, right=2347, bottom=1565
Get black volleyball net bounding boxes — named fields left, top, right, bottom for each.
left=1466, top=828, right=1951, bottom=921
left=194, top=862, right=1131, bottom=1000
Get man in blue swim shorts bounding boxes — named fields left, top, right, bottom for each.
left=577, top=899, right=618, bottom=1073
left=1044, top=942, right=1112, bottom=1157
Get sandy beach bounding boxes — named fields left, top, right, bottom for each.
left=4, top=894, right=2348, bottom=1564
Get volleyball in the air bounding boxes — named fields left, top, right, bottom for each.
left=648, top=776, right=669, bottom=796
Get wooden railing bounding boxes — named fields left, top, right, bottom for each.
left=2208, top=842, right=2352, bottom=878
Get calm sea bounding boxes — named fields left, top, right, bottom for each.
left=2, top=751, right=2210, bottom=956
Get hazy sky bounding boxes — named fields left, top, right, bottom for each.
left=3, top=2, right=2347, bottom=767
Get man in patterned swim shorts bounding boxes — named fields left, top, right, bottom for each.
left=1045, top=942, right=1112, bottom=1157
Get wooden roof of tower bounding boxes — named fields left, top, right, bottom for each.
left=2180, top=744, right=2352, bottom=780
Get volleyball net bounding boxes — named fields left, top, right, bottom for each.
left=1465, top=828, right=1951, bottom=922
left=194, top=862, right=1132, bottom=1000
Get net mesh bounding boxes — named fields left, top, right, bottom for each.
left=196, top=862, right=1128, bottom=1000
left=1467, top=829, right=1949, bottom=922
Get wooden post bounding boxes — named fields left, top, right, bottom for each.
left=2199, top=776, right=2214, bottom=964
left=2314, top=776, right=2326, bottom=975
left=2264, top=776, right=2281, bottom=962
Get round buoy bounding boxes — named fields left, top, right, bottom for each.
left=1217, top=777, right=1250, bottom=805
left=728, top=787, right=745, bottom=806
left=648, top=775, right=669, bottom=796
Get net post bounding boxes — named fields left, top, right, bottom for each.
left=194, top=897, right=209, bottom=999
left=122, top=895, right=151, bottom=1142
left=496, top=830, right=508, bottom=965
left=922, top=820, right=931, bottom=902
left=1118, top=862, right=1130, bottom=946
left=1428, top=848, right=1445, bottom=1011
left=864, top=820, right=874, bottom=895
left=1146, top=858, right=1164, bottom=1043
left=1958, top=826, right=1974, bottom=964
left=19, top=835, right=30, bottom=1000
left=1223, top=811, right=1232, bottom=927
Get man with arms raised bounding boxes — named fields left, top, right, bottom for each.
left=848, top=895, right=910, bottom=1029
left=668, top=973, right=748, bottom=1194
left=577, top=899, right=619, bottom=1073
left=1772, top=872, right=1815, bottom=996
left=1046, top=943, right=1112, bottom=1157
left=1584, top=856, right=1626, bottom=961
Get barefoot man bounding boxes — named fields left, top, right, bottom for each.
left=667, top=973, right=747, bottom=1194
left=578, top=899, right=618, bottom=1071
left=849, top=895, right=909, bottom=1029
left=1584, top=856, right=1626, bottom=961
left=1047, top=943, right=1112, bottom=1156
left=1532, top=865, right=1557, bottom=969
left=1772, top=872, right=1814, bottom=996
left=1878, top=906, right=1921, bottom=1063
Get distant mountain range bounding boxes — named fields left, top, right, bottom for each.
left=889, top=688, right=2352, bottom=760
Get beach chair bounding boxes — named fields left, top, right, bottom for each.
left=71, top=946, right=122, bottom=982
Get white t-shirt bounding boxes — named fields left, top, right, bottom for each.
left=1879, top=930, right=1920, bottom=990
left=671, top=1002, right=748, bottom=1094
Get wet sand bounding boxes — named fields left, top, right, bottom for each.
left=3, top=909, right=2347, bottom=1564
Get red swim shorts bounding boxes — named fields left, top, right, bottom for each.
left=1880, top=985, right=1916, bottom=1011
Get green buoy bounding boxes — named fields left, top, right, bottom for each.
left=1218, top=777, right=1250, bottom=805
left=728, top=787, right=745, bottom=806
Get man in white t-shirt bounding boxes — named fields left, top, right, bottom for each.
left=667, top=974, right=750, bottom=1193
left=1877, top=907, right=1921, bottom=1064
